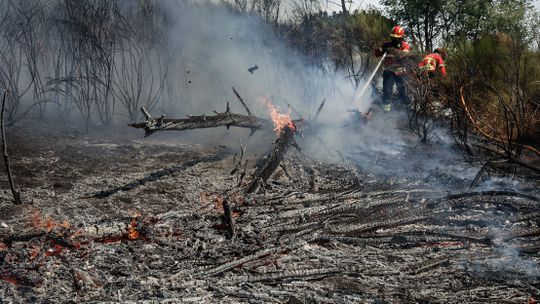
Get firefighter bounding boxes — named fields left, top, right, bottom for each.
left=418, top=48, right=448, bottom=116
left=418, top=48, right=447, bottom=77
left=374, top=25, right=412, bottom=112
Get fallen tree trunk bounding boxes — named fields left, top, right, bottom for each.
left=246, top=124, right=300, bottom=193
left=128, top=105, right=270, bottom=137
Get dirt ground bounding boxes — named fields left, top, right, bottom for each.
left=0, top=121, right=539, bottom=303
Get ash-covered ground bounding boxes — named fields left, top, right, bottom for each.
left=0, top=120, right=539, bottom=303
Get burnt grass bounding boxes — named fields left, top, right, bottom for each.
left=0, top=121, right=539, bottom=303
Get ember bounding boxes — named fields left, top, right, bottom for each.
left=0, top=272, right=21, bottom=286
left=31, top=211, right=70, bottom=232
left=45, top=243, right=63, bottom=256
left=127, top=218, right=140, bottom=240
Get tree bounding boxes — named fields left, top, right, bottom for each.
left=381, top=0, right=534, bottom=52
left=380, top=0, right=446, bottom=52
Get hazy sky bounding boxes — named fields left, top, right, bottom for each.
left=324, top=0, right=540, bottom=13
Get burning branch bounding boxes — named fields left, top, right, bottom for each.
left=246, top=101, right=302, bottom=193
left=128, top=104, right=269, bottom=137
left=246, top=123, right=301, bottom=193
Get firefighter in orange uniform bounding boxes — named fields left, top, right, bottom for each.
left=419, top=48, right=447, bottom=77
left=374, top=25, right=412, bottom=112
left=418, top=48, right=448, bottom=115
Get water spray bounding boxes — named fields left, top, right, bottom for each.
left=348, top=52, right=387, bottom=109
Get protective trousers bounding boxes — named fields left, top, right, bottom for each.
left=382, top=70, right=408, bottom=107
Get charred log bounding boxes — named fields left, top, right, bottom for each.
left=128, top=105, right=269, bottom=137
left=246, top=125, right=299, bottom=193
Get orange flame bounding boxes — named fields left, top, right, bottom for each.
left=127, top=218, right=140, bottom=240
left=31, top=211, right=70, bottom=233
left=264, top=99, right=296, bottom=136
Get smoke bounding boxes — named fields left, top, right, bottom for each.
left=158, top=1, right=359, bottom=116
left=153, top=1, right=526, bottom=194
left=142, top=0, right=371, bottom=153
left=471, top=226, right=540, bottom=283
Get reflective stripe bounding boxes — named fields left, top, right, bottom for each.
left=420, top=57, right=437, bottom=72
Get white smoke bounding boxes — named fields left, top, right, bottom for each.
left=158, top=1, right=363, bottom=118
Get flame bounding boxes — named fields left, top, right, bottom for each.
left=31, top=211, right=70, bottom=232
left=264, top=99, right=296, bottom=136
left=127, top=218, right=140, bottom=240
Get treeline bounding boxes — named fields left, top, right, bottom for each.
left=0, top=0, right=172, bottom=131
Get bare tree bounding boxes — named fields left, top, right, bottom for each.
left=112, top=1, right=168, bottom=121
left=1, top=91, right=21, bottom=204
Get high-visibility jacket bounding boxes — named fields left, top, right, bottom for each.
left=375, top=40, right=411, bottom=75
left=419, top=53, right=446, bottom=77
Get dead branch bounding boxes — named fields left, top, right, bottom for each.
left=238, top=159, right=249, bottom=186
left=1, top=91, right=22, bottom=204
left=232, top=87, right=253, bottom=116
left=460, top=86, right=540, bottom=156
left=128, top=105, right=269, bottom=137
left=472, top=144, right=540, bottom=175
left=246, top=125, right=299, bottom=193
left=198, top=247, right=280, bottom=278
left=437, top=190, right=539, bottom=203
left=230, top=267, right=341, bottom=283
left=222, top=199, right=235, bottom=239
left=313, top=98, right=326, bottom=122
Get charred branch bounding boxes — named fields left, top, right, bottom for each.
left=313, top=98, right=326, bottom=122
left=246, top=125, right=299, bottom=193
left=90, top=155, right=221, bottom=198
left=232, top=87, right=253, bottom=116
left=222, top=199, right=235, bottom=239
left=128, top=106, right=269, bottom=137
left=1, top=91, right=22, bottom=204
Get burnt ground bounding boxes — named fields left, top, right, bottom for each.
left=0, top=120, right=539, bottom=303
